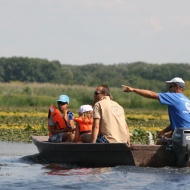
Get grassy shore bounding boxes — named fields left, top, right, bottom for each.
left=0, top=82, right=174, bottom=144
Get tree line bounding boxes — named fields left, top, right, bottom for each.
left=0, top=57, right=190, bottom=91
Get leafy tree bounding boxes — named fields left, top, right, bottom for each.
left=0, top=57, right=190, bottom=92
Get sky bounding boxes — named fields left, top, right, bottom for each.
left=1, top=0, right=190, bottom=65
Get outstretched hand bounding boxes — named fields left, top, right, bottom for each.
left=121, top=85, right=133, bottom=93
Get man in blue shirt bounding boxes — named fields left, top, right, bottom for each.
left=122, top=77, right=190, bottom=140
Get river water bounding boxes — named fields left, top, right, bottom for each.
left=1, top=141, right=190, bottom=190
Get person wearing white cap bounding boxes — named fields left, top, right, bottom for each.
left=48, top=94, right=75, bottom=143
left=73, top=105, right=93, bottom=143
left=122, top=77, right=190, bottom=143
left=91, top=85, right=130, bottom=144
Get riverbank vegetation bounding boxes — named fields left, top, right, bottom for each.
left=1, top=57, right=190, bottom=90
left=0, top=107, right=169, bottom=144
left=1, top=81, right=190, bottom=109
left=1, top=58, right=190, bottom=144
left=0, top=101, right=170, bottom=144
left=0, top=81, right=187, bottom=144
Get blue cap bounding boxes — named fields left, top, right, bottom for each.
left=57, top=95, right=69, bottom=103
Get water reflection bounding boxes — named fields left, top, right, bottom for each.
left=43, top=163, right=112, bottom=176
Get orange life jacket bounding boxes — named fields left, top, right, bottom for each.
left=74, top=117, right=93, bottom=134
left=48, top=105, right=67, bottom=136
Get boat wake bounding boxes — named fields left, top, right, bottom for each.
left=21, top=154, right=49, bottom=164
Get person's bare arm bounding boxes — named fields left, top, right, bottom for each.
left=90, top=118, right=100, bottom=143
left=49, top=125, right=64, bottom=134
left=157, top=124, right=172, bottom=138
left=49, top=125, right=74, bottom=134
left=73, top=123, right=80, bottom=143
left=122, top=85, right=159, bottom=100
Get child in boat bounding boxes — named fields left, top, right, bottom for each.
left=48, top=94, right=75, bottom=143
left=73, top=105, right=93, bottom=143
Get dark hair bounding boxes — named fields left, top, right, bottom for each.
left=99, top=85, right=110, bottom=96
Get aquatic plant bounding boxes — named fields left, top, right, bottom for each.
left=0, top=107, right=168, bottom=143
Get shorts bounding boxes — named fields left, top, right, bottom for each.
left=96, top=134, right=109, bottom=143
left=48, top=133, right=64, bottom=143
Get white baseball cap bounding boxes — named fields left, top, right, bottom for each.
left=165, top=77, right=185, bottom=88
left=79, top=105, right=93, bottom=114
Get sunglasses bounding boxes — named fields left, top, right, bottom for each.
left=169, top=85, right=176, bottom=89
left=94, top=91, right=103, bottom=95
left=58, top=102, right=68, bottom=105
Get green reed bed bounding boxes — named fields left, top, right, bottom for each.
left=0, top=82, right=173, bottom=143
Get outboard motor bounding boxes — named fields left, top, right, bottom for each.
left=172, top=128, right=190, bottom=167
